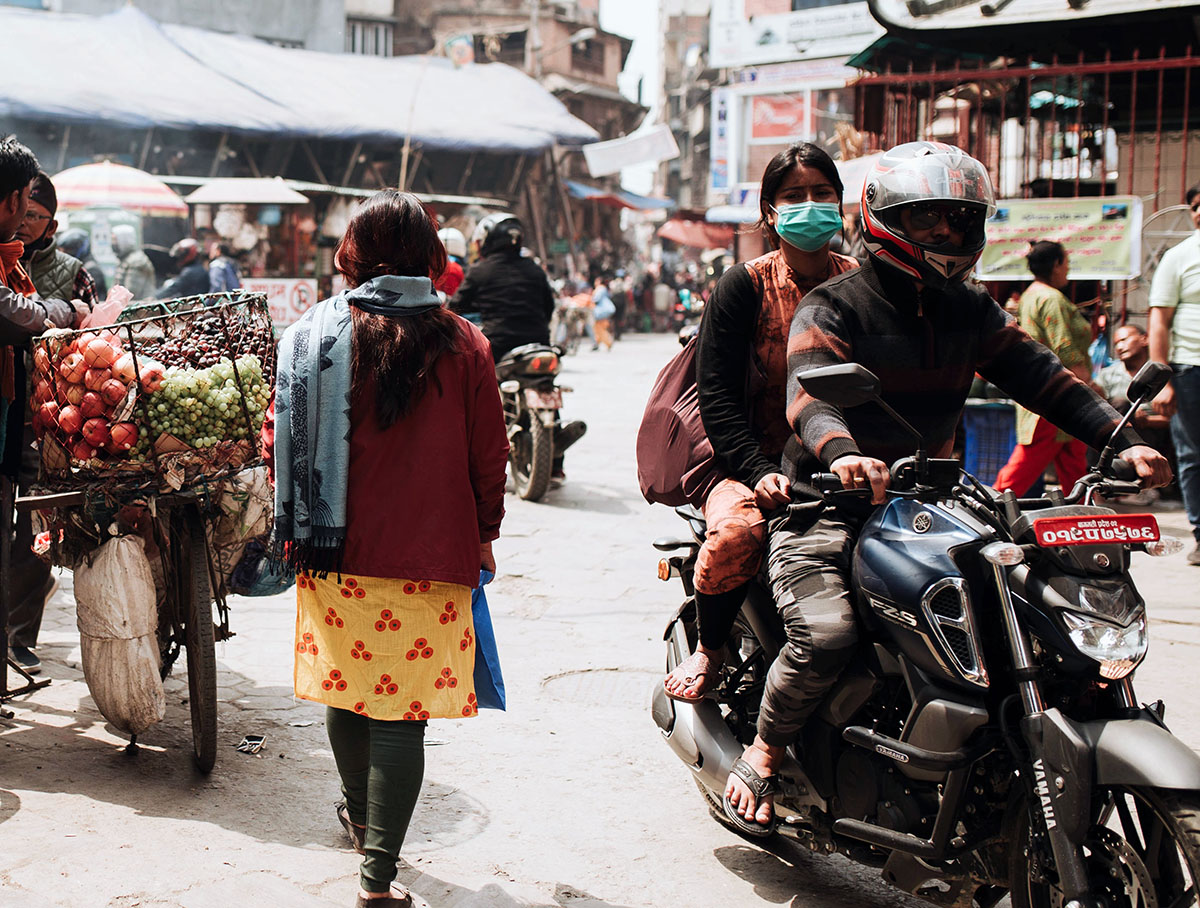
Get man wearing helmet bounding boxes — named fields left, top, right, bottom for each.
left=724, top=142, right=1172, bottom=835
left=155, top=237, right=210, bottom=299
left=435, top=226, right=466, bottom=297
left=449, top=213, right=555, bottom=361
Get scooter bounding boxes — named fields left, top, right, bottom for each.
left=495, top=343, right=586, bottom=502
left=651, top=360, right=1200, bottom=907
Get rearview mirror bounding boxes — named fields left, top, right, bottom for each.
left=1127, top=361, right=1172, bottom=403
left=797, top=364, right=882, bottom=408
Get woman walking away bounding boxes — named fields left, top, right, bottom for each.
left=264, top=190, right=509, bottom=907
left=661, top=142, right=858, bottom=707
left=994, top=240, right=1093, bottom=496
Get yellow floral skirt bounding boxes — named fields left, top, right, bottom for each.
left=294, top=572, right=478, bottom=720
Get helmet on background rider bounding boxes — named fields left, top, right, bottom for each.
left=170, top=237, right=201, bottom=267
left=58, top=227, right=91, bottom=260
left=437, top=226, right=467, bottom=261
left=860, top=141, right=996, bottom=289
left=471, top=213, right=523, bottom=259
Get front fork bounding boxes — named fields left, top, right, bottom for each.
left=990, top=560, right=1116, bottom=908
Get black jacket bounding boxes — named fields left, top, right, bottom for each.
left=450, top=251, right=555, bottom=361
left=156, top=262, right=210, bottom=300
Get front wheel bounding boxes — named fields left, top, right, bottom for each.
left=511, top=415, right=553, bottom=501
left=179, top=505, right=217, bottom=774
left=1010, top=786, right=1200, bottom=907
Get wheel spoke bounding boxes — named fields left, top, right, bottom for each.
left=1116, top=793, right=1146, bottom=855
left=1164, top=885, right=1197, bottom=908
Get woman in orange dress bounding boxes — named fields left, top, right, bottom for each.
left=265, top=190, right=509, bottom=908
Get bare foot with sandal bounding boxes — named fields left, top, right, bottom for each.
left=723, top=736, right=783, bottom=837
left=663, top=645, right=723, bottom=701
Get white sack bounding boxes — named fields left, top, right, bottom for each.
left=74, top=535, right=165, bottom=735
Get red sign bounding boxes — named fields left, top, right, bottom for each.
left=1032, top=514, right=1160, bottom=547
left=750, top=95, right=808, bottom=140
left=242, top=278, right=317, bottom=329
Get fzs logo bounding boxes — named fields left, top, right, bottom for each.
left=869, top=597, right=918, bottom=629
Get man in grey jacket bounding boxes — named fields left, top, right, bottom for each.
left=0, top=136, right=79, bottom=676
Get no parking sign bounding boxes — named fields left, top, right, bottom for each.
left=242, top=278, right=318, bottom=329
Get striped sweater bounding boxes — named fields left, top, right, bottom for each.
left=782, top=259, right=1141, bottom=481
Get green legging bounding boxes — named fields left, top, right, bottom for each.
left=326, top=706, right=426, bottom=893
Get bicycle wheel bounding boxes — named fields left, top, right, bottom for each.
left=180, top=504, right=217, bottom=773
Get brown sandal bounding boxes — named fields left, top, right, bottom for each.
left=336, top=800, right=366, bottom=854
left=355, top=886, right=415, bottom=907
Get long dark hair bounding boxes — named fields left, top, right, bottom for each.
left=755, top=142, right=844, bottom=249
left=335, top=190, right=459, bottom=429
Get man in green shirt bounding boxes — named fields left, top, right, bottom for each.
left=1149, top=182, right=1200, bottom=565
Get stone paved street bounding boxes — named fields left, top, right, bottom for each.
left=3, top=332, right=1199, bottom=908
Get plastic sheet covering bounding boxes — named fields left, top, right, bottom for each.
left=0, top=6, right=598, bottom=152
left=208, top=466, right=272, bottom=596
left=73, top=535, right=166, bottom=735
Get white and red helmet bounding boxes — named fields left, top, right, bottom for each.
left=860, top=142, right=996, bottom=288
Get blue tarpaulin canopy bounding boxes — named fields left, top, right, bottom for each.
left=0, top=6, right=598, bottom=153
left=564, top=180, right=674, bottom=211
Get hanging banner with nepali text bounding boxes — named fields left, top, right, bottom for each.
left=978, top=196, right=1143, bottom=281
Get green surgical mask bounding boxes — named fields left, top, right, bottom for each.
left=772, top=202, right=842, bottom=252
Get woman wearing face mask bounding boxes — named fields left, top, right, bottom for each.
left=663, top=142, right=858, bottom=704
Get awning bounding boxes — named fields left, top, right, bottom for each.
left=183, top=177, right=310, bottom=205
left=565, top=180, right=674, bottom=211
left=657, top=219, right=734, bottom=249
left=0, top=6, right=598, bottom=153
left=52, top=161, right=188, bottom=216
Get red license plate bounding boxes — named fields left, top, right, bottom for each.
left=1032, top=514, right=1160, bottom=547
left=525, top=388, right=562, bottom=409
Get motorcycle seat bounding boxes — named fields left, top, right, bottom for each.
left=498, top=342, right=556, bottom=365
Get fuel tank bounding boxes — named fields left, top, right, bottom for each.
left=852, top=498, right=991, bottom=691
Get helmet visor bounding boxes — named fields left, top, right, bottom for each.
left=904, top=202, right=988, bottom=235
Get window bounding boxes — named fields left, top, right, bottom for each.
left=345, top=18, right=394, bottom=56
left=571, top=39, right=605, bottom=76
left=474, top=30, right=528, bottom=66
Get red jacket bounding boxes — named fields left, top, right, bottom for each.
left=434, top=260, right=464, bottom=297
left=264, top=317, right=508, bottom=587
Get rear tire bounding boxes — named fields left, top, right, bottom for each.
left=1010, top=785, right=1200, bottom=907
left=512, top=415, right=553, bottom=501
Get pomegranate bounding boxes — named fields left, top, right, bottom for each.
left=80, top=391, right=106, bottom=419
left=64, top=383, right=86, bottom=407
left=111, top=352, right=137, bottom=384
left=71, top=439, right=97, bottom=462
left=84, top=367, right=111, bottom=391
left=82, top=336, right=117, bottom=369
left=82, top=417, right=110, bottom=449
left=108, top=422, right=138, bottom=453
left=32, top=378, right=53, bottom=404
left=57, top=404, right=83, bottom=436
left=38, top=400, right=60, bottom=430
left=139, top=361, right=165, bottom=392
left=99, top=378, right=128, bottom=407
left=59, top=352, right=87, bottom=383
left=33, top=346, right=50, bottom=375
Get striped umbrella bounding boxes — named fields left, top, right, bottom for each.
left=51, top=161, right=188, bottom=217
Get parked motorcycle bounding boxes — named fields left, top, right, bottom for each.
left=651, top=360, right=1200, bottom=907
left=495, top=343, right=586, bottom=501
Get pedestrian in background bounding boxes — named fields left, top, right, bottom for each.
left=208, top=242, right=242, bottom=293
left=994, top=240, right=1093, bottom=496
left=264, top=189, right=508, bottom=907
left=112, top=225, right=157, bottom=300
left=591, top=275, right=615, bottom=350
left=58, top=227, right=108, bottom=299
left=1149, top=181, right=1200, bottom=565
left=155, top=237, right=209, bottom=299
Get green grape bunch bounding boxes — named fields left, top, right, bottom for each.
left=141, top=355, right=271, bottom=454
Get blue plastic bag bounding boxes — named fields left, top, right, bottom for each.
left=471, top=569, right=506, bottom=711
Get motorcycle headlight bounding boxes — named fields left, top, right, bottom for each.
left=1076, top=583, right=1139, bottom=625
left=1060, top=607, right=1148, bottom=679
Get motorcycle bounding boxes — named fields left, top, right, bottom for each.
left=495, top=343, right=586, bottom=502
left=651, top=360, right=1200, bottom=907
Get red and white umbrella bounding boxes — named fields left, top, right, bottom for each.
left=52, top=161, right=188, bottom=217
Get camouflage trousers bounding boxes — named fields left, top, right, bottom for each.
left=757, top=509, right=861, bottom=747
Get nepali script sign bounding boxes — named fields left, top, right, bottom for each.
left=242, top=278, right=317, bottom=329
left=978, top=196, right=1144, bottom=281
left=1032, top=514, right=1159, bottom=548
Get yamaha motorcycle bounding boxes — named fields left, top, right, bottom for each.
left=651, top=361, right=1200, bottom=907
left=495, top=343, right=586, bottom=501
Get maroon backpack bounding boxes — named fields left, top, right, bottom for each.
left=635, top=336, right=725, bottom=507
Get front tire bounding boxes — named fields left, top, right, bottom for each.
left=180, top=505, right=217, bottom=774
left=1010, top=786, right=1200, bottom=907
left=511, top=415, right=553, bottom=501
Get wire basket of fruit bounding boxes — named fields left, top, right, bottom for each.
left=30, top=291, right=276, bottom=495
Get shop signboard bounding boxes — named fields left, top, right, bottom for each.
left=243, top=277, right=319, bottom=328
left=750, top=94, right=807, bottom=140
left=710, top=0, right=882, bottom=69
left=978, top=196, right=1144, bottom=281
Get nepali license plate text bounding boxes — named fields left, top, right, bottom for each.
left=525, top=388, right=563, bottom=409
left=1032, top=514, right=1160, bottom=547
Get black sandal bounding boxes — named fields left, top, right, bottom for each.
left=722, top=758, right=779, bottom=838
left=336, top=800, right=366, bottom=854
